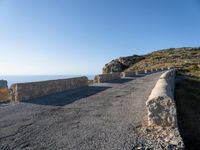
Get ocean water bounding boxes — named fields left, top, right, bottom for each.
left=0, top=75, right=95, bottom=87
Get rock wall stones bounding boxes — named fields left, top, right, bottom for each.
left=0, top=80, right=8, bottom=88
left=120, top=68, right=168, bottom=78
left=146, top=70, right=176, bottom=127
left=94, top=73, right=121, bottom=83
left=10, top=76, right=88, bottom=101
left=138, top=70, right=145, bottom=74
left=144, top=70, right=151, bottom=74
left=146, top=69, right=184, bottom=148
left=120, top=72, right=136, bottom=78
left=6, top=67, right=170, bottom=102
left=146, top=70, right=177, bottom=127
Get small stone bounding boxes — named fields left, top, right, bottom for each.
left=136, top=146, right=143, bottom=150
left=143, top=128, right=151, bottom=134
left=164, top=137, right=170, bottom=142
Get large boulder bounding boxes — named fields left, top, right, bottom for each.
left=103, top=55, right=144, bottom=73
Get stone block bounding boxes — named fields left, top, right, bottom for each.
left=121, top=72, right=136, bottom=77
left=94, top=73, right=121, bottom=83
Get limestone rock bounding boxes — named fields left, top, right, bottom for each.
left=146, top=96, right=177, bottom=127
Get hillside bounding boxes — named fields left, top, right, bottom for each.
left=103, top=47, right=200, bottom=78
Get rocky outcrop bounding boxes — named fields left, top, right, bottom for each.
left=103, top=55, right=144, bottom=73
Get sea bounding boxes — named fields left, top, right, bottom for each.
left=0, top=75, right=95, bottom=87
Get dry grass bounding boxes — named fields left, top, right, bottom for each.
left=179, top=65, right=200, bottom=78
left=126, top=48, right=200, bottom=72
left=175, top=76, right=200, bottom=149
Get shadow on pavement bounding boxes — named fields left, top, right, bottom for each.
left=23, top=86, right=111, bottom=106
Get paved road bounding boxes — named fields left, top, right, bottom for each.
left=0, top=72, right=162, bottom=150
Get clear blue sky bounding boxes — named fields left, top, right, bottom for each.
left=0, top=0, right=200, bottom=75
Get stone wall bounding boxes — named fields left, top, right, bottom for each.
left=120, top=72, right=136, bottom=78
left=121, top=68, right=168, bottom=78
left=146, top=69, right=184, bottom=148
left=10, top=76, right=88, bottom=101
left=94, top=73, right=121, bottom=83
left=144, top=70, right=151, bottom=74
left=138, top=70, right=145, bottom=74
left=146, top=69, right=176, bottom=127
left=7, top=67, right=171, bottom=101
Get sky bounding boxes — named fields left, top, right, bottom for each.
left=0, top=0, right=200, bottom=75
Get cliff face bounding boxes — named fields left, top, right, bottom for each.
left=103, top=47, right=200, bottom=77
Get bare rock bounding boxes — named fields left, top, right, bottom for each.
left=146, top=96, right=177, bottom=127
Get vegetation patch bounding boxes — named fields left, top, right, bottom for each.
left=126, top=47, right=200, bottom=72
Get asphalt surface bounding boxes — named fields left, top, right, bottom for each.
left=0, top=72, right=162, bottom=150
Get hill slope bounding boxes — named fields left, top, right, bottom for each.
left=103, top=47, right=200, bottom=78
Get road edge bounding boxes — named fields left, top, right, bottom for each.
left=146, top=69, right=184, bottom=149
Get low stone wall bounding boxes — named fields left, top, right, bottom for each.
left=146, top=70, right=176, bottom=127
left=121, top=69, right=164, bottom=77
left=146, top=69, right=184, bottom=148
left=94, top=73, right=121, bottom=83
left=138, top=70, right=145, bottom=74
left=151, top=69, right=157, bottom=72
left=160, top=67, right=168, bottom=71
left=10, top=76, right=88, bottom=101
left=120, top=72, right=136, bottom=77
left=144, top=70, right=151, bottom=74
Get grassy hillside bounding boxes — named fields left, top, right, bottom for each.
left=126, top=47, right=200, bottom=77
